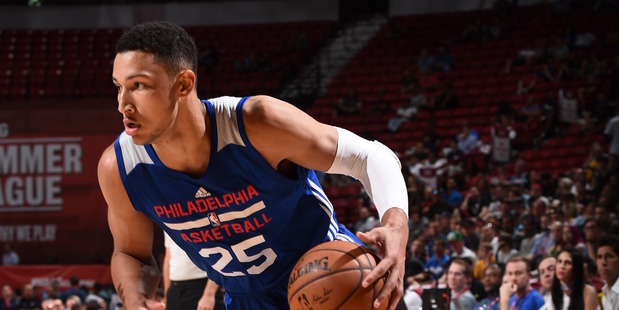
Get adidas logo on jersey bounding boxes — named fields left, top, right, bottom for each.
left=195, top=187, right=211, bottom=198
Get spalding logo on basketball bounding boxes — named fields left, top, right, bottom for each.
left=287, top=241, right=387, bottom=310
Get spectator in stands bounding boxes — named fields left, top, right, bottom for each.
left=517, top=214, right=538, bottom=256
left=447, top=258, right=477, bottom=310
left=60, top=276, right=86, bottom=304
left=0, top=285, right=18, bottom=310
left=17, top=284, right=41, bottom=310
left=442, top=177, right=463, bottom=209
left=597, top=234, right=619, bottom=309
left=548, top=221, right=566, bottom=257
left=448, top=230, right=478, bottom=264
left=352, top=205, right=379, bottom=234
left=516, top=73, right=538, bottom=95
left=460, top=219, right=480, bottom=252
left=474, top=242, right=496, bottom=280
left=65, top=295, right=82, bottom=310
left=425, top=238, right=451, bottom=279
left=40, top=299, right=62, bottom=310
left=604, top=104, right=619, bottom=173
left=234, top=52, right=256, bottom=72
left=499, top=256, right=545, bottom=310
left=474, top=263, right=503, bottom=310
left=333, top=89, right=362, bottom=117
left=541, top=249, right=598, bottom=310
left=496, top=233, right=518, bottom=264
left=582, top=219, right=600, bottom=262
left=528, top=213, right=554, bottom=262
left=537, top=255, right=557, bottom=299
left=2, top=243, right=19, bottom=266
left=456, top=121, right=479, bottom=154
left=460, top=186, right=486, bottom=218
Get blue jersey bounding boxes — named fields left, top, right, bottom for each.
left=114, top=96, right=357, bottom=297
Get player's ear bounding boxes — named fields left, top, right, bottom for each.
left=177, top=70, right=196, bottom=97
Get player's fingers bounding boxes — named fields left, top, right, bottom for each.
left=362, top=254, right=393, bottom=288
left=373, top=260, right=403, bottom=310
left=356, top=231, right=378, bottom=244
left=145, top=299, right=166, bottom=310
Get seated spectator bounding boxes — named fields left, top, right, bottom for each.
left=352, top=205, right=379, bottom=233
left=447, top=258, right=477, bottom=309
left=496, top=233, right=519, bottom=264
left=1, top=285, right=18, bottom=310
left=597, top=234, right=619, bottom=310
left=41, top=299, right=63, bottom=310
left=2, top=243, right=19, bottom=266
left=197, top=41, right=219, bottom=72
left=499, top=256, right=546, bottom=310
left=474, top=242, right=496, bottom=280
left=442, top=177, right=463, bottom=209
left=456, top=121, right=480, bottom=154
left=448, top=230, right=478, bottom=264
left=18, top=284, right=41, bottom=310
left=332, top=89, right=362, bottom=117
left=474, top=263, right=503, bottom=310
left=537, top=255, right=557, bottom=299
left=516, top=73, right=538, bottom=95
left=234, top=53, right=256, bottom=72
left=425, top=238, right=451, bottom=279
left=60, top=276, right=86, bottom=304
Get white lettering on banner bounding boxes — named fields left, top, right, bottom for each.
left=0, top=137, right=82, bottom=211
left=0, top=225, right=57, bottom=242
left=0, top=123, right=8, bottom=138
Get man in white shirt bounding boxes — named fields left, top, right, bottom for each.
left=597, top=234, right=619, bottom=310
left=163, top=233, right=224, bottom=310
left=448, top=231, right=478, bottom=265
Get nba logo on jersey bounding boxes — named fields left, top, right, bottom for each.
left=195, top=187, right=210, bottom=198
left=207, top=212, right=221, bottom=227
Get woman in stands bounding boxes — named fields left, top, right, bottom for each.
left=540, top=248, right=598, bottom=310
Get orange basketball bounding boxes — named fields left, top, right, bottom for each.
left=287, top=240, right=387, bottom=310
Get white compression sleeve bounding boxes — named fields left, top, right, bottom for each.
left=326, top=127, right=408, bottom=219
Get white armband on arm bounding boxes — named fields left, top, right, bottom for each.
left=326, top=127, right=408, bottom=219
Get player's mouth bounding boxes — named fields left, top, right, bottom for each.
left=123, top=119, right=140, bottom=136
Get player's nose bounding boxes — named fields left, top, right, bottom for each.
left=117, top=90, right=135, bottom=114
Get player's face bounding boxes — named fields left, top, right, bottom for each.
left=555, top=251, right=573, bottom=283
left=504, top=261, right=529, bottom=292
left=538, top=257, right=556, bottom=290
left=447, top=262, right=468, bottom=292
left=112, top=51, right=178, bottom=145
left=597, top=246, right=619, bottom=282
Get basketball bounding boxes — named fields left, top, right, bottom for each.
left=287, top=241, right=388, bottom=310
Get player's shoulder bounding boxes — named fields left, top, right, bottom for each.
left=98, top=143, right=118, bottom=173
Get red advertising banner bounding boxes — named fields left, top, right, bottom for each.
left=0, top=103, right=164, bottom=264
left=0, top=265, right=112, bottom=290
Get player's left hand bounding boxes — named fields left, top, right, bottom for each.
left=356, top=208, right=408, bottom=310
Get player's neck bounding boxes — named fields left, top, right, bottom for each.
left=152, top=98, right=211, bottom=176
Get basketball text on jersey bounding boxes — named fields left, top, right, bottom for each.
left=153, top=184, right=259, bottom=219
left=153, top=184, right=273, bottom=244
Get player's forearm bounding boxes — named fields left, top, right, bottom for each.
left=380, top=208, right=409, bottom=238
left=203, top=280, right=219, bottom=298
left=111, top=251, right=161, bottom=307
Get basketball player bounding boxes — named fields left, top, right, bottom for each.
left=98, top=22, right=408, bottom=310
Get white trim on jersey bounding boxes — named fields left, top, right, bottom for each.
left=308, top=179, right=339, bottom=241
left=118, top=133, right=154, bottom=175
left=163, top=201, right=266, bottom=230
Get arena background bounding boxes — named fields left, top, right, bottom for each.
left=0, top=0, right=616, bottom=293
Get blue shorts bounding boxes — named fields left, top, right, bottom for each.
left=224, top=224, right=362, bottom=309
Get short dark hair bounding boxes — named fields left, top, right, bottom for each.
left=449, top=257, right=473, bottom=277
left=597, top=234, right=619, bottom=256
left=116, top=21, right=198, bottom=76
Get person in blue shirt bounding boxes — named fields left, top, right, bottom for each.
left=424, top=238, right=451, bottom=278
left=499, top=256, right=545, bottom=310
left=98, top=21, right=409, bottom=310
